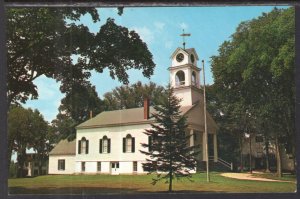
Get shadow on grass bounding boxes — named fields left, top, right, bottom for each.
left=9, top=186, right=226, bottom=195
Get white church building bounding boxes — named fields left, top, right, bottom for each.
left=48, top=47, right=218, bottom=175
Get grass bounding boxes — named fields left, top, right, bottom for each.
left=8, top=172, right=296, bottom=194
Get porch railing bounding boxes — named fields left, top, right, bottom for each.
left=209, top=156, right=233, bottom=171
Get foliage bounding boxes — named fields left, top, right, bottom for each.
left=8, top=105, right=52, bottom=177
left=9, top=161, right=17, bottom=178
left=210, top=7, right=295, bottom=175
left=50, top=83, right=104, bottom=141
left=140, top=86, right=198, bottom=192
left=205, top=85, right=240, bottom=165
left=103, top=81, right=166, bottom=110
left=7, top=8, right=155, bottom=105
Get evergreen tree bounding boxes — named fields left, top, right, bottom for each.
left=140, top=86, right=198, bottom=192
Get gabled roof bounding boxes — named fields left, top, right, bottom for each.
left=76, top=105, right=194, bottom=129
left=170, top=47, right=199, bottom=60
left=49, top=139, right=76, bottom=155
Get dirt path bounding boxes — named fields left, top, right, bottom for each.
left=220, top=172, right=292, bottom=182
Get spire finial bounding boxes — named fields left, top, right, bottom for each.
left=180, top=29, right=191, bottom=49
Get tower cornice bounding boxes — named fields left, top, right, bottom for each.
left=168, top=64, right=201, bottom=71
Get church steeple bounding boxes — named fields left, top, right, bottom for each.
left=169, top=47, right=202, bottom=106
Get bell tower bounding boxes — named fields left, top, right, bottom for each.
left=169, top=47, right=202, bottom=106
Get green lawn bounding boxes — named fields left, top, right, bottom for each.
left=252, top=173, right=297, bottom=182
left=8, top=172, right=296, bottom=194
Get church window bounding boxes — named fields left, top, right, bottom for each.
left=133, top=161, right=137, bottom=172
left=192, top=71, right=197, bottom=86
left=175, top=70, right=185, bottom=86
left=191, top=54, right=195, bottom=63
left=100, top=136, right=111, bottom=153
left=78, top=137, right=89, bottom=154
left=81, top=162, right=85, bottom=172
left=123, top=134, right=135, bottom=153
left=97, top=162, right=101, bottom=172
left=58, top=159, right=65, bottom=171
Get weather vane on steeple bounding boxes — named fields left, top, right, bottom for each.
left=180, top=29, right=191, bottom=49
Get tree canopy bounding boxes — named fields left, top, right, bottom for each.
left=102, top=81, right=166, bottom=110
left=51, top=83, right=104, bottom=141
left=7, top=8, right=155, bottom=105
left=210, top=7, right=295, bottom=175
left=8, top=106, right=53, bottom=177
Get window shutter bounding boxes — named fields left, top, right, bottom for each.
left=132, top=137, right=135, bottom=153
left=57, top=160, right=59, bottom=170
left=78, top=140, right=81, bottom=154
left=123, top=138, right=126, bottom=153
left=108, top=139, right=111, bottom=153
left=148, top=136, right=152, bottom=152
left=86, top=140, right=89, bottom=154
left=99, top=139, right=103, bottom=153
left=62, top=160, right=65, bottom=170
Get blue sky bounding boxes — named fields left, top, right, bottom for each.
left=23, top=6, right=289, bottom=123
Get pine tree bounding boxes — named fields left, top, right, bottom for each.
left=140, top=86, right=198, bottom=192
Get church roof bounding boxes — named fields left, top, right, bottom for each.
left=49, top=139, right=76, bottom=155
left=170, top=47, right=199, bottom=60
left=76, top=105, right=194, bottom=129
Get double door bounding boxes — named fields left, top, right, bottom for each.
left=111, top=162, right=119, bottom=175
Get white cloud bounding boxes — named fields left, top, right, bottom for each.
left=154, top=21, right=165, bottom=31
left=131, top=26, right=154, bottom=44
left=164, top=41, right=173, bottom=49
left=23, top=75, right=64, bottom=122
left=179, top=22, right=188, bottom=30
left=34, top=75, right=60, bottom=100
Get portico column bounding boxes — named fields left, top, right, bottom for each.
left=213, top=133, right=218, bottom=162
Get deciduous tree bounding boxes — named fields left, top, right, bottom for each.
left=7, top=8, right=155, bottom=106
left=210, top=7, right=295, bottom=176
left=8, top=106, right=51, bottom=177
left=103, top=81, right=166, bottom=110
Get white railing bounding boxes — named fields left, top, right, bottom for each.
left=209, top=156, right=233, bottom=171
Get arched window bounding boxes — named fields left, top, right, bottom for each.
left=99, top=135, right=111, bottom=153
left=191, top=71, right=197, bottom=86
left=175, top=70, right=185, bottom=86
left=78, top=137, right=89, bottom=154
left=123, top=134, right=135, bottom=153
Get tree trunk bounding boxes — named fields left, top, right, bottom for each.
left=249, top=134, right=252, bottom=173
left=169, top=171, right=173, bottom=192
left=275, top=136, right=282, bottom=178
left=169, top=155, right=173, bottom=192
left=240, top=135, right=243, bottom=172
left=265, top=140, right=270, bottom=173
left=38, top=160, right=42, bottom=176
left=16, top=148, right=26, bottom=178
left=37, top=153, right=42, bottom=176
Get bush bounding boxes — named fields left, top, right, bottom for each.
left=9, top=161, right=17, bottom=178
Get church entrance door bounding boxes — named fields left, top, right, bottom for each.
left=111, top=162, right=120, bottom=175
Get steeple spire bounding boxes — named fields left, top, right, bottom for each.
left=180, top=29, right=191, bottom=49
